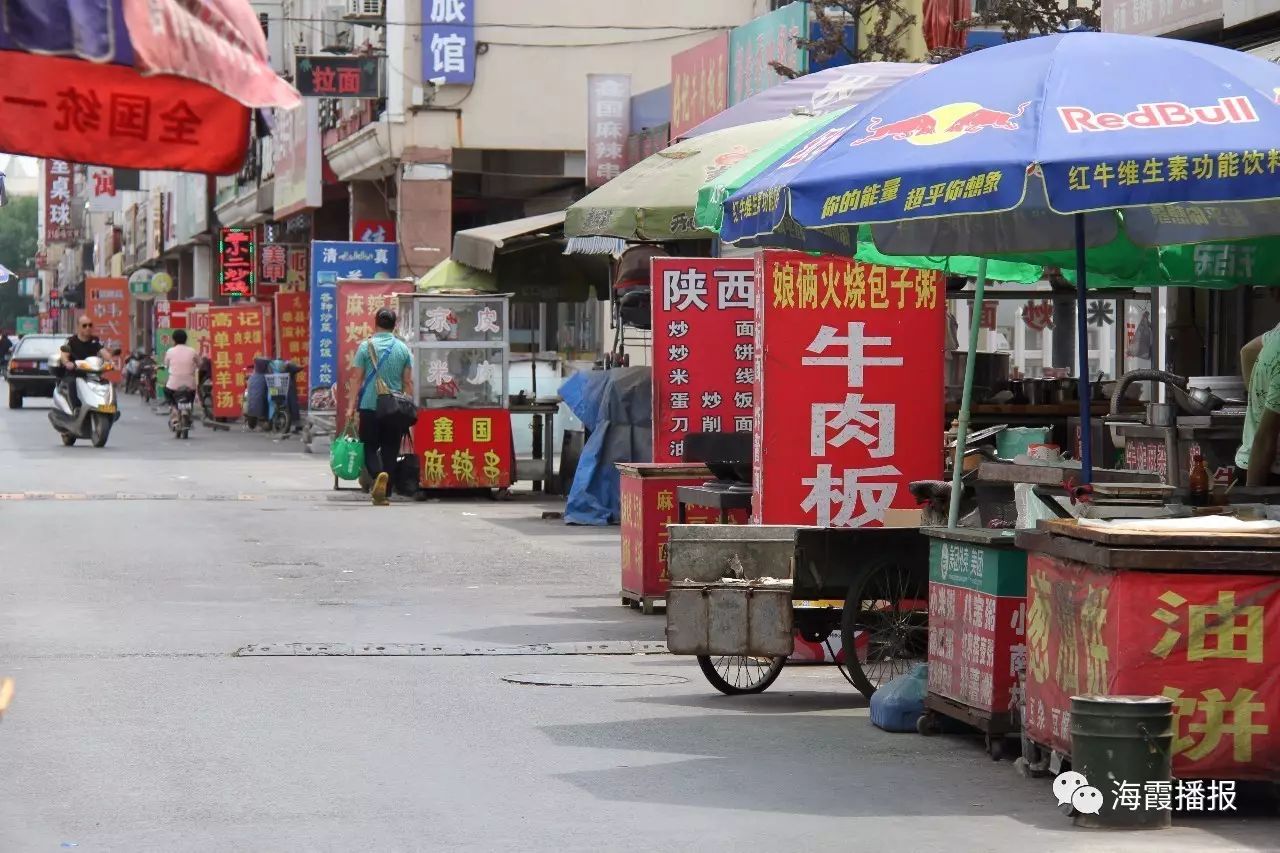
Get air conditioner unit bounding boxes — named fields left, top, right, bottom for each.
left=344, top=0, right=385, bottom=21
left=322, top=6, right=354, bottom=52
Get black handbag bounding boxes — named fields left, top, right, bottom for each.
left=366, top=338, right=418, bottom=431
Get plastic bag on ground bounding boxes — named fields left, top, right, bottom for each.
left=869, top=663, right=928, bottom=733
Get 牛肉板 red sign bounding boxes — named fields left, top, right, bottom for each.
left=669, top=33, right=729, bottom=139
left=1025, top=553, right=1280, bottom=779
left=752, top=250, right=944, bottom=527
left=208, top=304, right=266, bottom=418
left=651, top=257, right=756, bottom=463
left=334, top=280, right=415, bottom=432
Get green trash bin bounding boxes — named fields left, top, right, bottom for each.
left=1069, top=694, right=1174, bottom=829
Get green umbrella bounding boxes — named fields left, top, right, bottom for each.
left=566, top=115, right=818, bottom=243
left=416, top=259, right=497, bottom=292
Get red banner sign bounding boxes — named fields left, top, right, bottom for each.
left=651, top=257, right=755, bottom=463
left=287, top=247, right=309, bottom=292
left=1025, top=553, right=1280, bottom=780
left=155, top=299, right=197, bottom=330
left=275, top=291, right=310, bottom=403
left=219, top=227, right=255, bottom=297
left=209, top=304, right=266, bottom=418
left=670, top=33, right=729, bottom=139
left=411, top=409, right=514, bottom=489
left=353, top=219, right=396, bottom=244
left=84, top=277, right=130, bottom=355
left=335, top=280, right=415, bottom=433
left=752, top=250, right=945, bottom=527
left=43, top=159, right=75, bottom=243
left=0, top=52, right=252, bottom=175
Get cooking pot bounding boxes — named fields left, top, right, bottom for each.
left=1021, top=377, right=1047, bottom=406
left=1048, top=377, right=1076, bottom=405
left=1110, top=369, right=1227, bottom=417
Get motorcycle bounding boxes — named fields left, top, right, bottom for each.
left=137, top=353, right=156, bottom=403
left=48, top=353, right=121, bottom=448
left=168, top=388, right=195, bottom=440
left=123, top=350, right=145, bottom=394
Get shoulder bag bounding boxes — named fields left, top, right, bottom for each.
left=366, top=337, right=418, bottom=432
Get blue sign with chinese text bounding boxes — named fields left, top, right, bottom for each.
left=309, top=241, right=399, bottom=395
left=422, top=0, right=476, bottom=86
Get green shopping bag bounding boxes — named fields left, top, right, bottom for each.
left=329, top=424, right=365, bottom=481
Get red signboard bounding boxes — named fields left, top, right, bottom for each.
left=208, top=304, right=266, bottom=418
left=334, top=280, right=415, bottom=433
left=275, top=291, right=310, bottom=402
left=619, top=465, right=750, bottom=601
left=670, top=33, right=729, bottom=139
left=219, top=227, right=256, bottom=297
left=353, top=219, right=396, bottom=244
left=260, top=243, right=289, bottom=292
left=651, top=257, right=756, bottom=463
left=84, top=277, right=131, bottom=355
left=0, top=52, right=252, bottom=175
left=411, top=409, right=514, bottom=489
left=926, top=577, right=1026, bottom=715
left=752, top=250, right=945, bottom=527
left=155, top=299, right=197, bottom=330
left=44, top=159, right=75, bottom=243
left=1025, top=553, right=1280, bottom=780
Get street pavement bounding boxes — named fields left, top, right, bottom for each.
left=0, top=385, right=1274, bottom=852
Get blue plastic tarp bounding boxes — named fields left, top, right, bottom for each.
left=562, top=367, right=652, bottom=526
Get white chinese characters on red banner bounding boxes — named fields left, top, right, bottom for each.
left=651, top=257, right=755, bottom=463
left=753, top=250, right=944, bottom=527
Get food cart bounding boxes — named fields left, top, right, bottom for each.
left=397, top=293, right=516, bottom=494
left=1016, top=518, right=1280, bottom=782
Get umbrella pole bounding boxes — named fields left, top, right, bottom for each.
left=947, top=258, right=988, bottom=528
left=1074, top=213, right=1093, bottom=484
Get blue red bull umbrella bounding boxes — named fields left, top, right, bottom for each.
left=0, top=0, right=299, bottom=174
left=721, top=31, right=1280, bottom=499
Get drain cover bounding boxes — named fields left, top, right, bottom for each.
left=501, top=671, right=688, bottom=687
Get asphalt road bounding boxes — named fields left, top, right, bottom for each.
left=0, top=385, right=1274, bottom=852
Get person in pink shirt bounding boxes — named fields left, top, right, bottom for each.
left=163, top=329, right=200, bottom=408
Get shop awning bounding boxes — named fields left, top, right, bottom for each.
left=564, top=236, right=627, bottom=257
left=452, top=211, right=567, bottom=272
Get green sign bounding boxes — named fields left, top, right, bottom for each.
left=15, top=316, right=37, bottom=335
left=928, top=539, right=1028, bottom=597
left=728, top=3, right=808, bottom=105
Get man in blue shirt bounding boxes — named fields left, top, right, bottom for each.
left=346, top=308, right=414, bottom=505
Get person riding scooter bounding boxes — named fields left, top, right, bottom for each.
left=61, top=316, right=108, bottom=410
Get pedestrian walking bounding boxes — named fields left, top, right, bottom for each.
left=345, top=307, right=413, bottom=506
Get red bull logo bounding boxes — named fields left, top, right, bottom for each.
left=1058, top=96, right=1257, bottom=133
left=849, top=101, right=1031, bottom=147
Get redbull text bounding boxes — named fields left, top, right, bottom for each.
left=1058, top=96, right=1257, bottom=134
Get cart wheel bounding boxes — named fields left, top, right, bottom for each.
left=839, top=556, right=929, bottom=701
left=916, top=713, right=941, bottom=737
left=696, top=655, right=786, bottom=696
left=621, top=596, right=631, bottom=607
left=986, top=734, right=1006, bottom=761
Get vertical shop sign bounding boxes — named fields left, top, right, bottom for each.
left=728, top=3, right=807, bottom=105
left=308, top=241, right=399, bottom=408
left=651, top=257, right=755, bottom=463
left=84, top=277, right=130, bottom=353
left=286, top=246, right=309, bottom=292
left=422, top=0, right=476, bottom=85
left=274, top=291, right=310, bottom=402
left=353, top=219, right=396, bottom=243
left=334, top=280, right=414, bottom=432
left=219, top=227, right=256, bottom=297
left=208, top=304, right=266, bottom=418
left=753, top=250, right=944, bottom=527
left=260, top=243, right=289, bottom=291
left=44, top=159, right=75, bottom=243
left=670, top=34, right=729, bottom=139
left=586, top=74, right=631, bottom=187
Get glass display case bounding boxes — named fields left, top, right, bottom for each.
left=398, top=294, right=511, bottom=410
